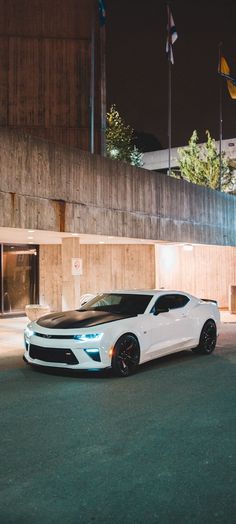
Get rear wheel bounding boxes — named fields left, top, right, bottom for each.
left=111, top=334, right=140, bottom=377
left=192, top=320, right=217, bottom=355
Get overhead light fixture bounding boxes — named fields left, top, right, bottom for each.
left=28, top=230, right=35, bottom=233
left=183, top=244, right=193, bottom=251
left=71, top=233, right=79, bottom=236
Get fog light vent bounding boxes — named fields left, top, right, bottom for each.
left=83, top=349, right=101, bottom=362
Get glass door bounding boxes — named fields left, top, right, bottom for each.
left=0, top=244, right=39, bottom=315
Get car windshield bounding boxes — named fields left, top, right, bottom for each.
left=79, top=293, right=153, bottom=316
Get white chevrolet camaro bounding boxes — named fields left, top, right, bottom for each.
left=24, top=290, right=221, bottom=377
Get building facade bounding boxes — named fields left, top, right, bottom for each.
left=0, top=0, right=103, bottom=152
left=0, top=129, right=236, bottom=315
left=0, top=1, right=235, bottom=316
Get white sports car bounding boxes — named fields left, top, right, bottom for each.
left=23, top=290, right=220, bottom=377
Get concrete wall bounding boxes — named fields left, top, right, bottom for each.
left=39, top=244, right=156, bottom=311
left=80, top=244, right=156, bottom=295
left=1, top=130, right=236, bottom=246
left=0, top=0, right=102, bottom=152
left=39, top=245, right=62, bottom=312
left=39, top=242, right=236, bottom=310
left=156, top=244, right=236, bottom=308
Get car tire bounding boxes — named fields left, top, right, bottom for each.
left=111, top=333, right=140, bottom=377
left=192, top=319, right=217, bottom=355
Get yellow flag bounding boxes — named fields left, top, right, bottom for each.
left=220, top=57, right=236, bottom=99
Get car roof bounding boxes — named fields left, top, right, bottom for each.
left=101, top=289, right=194, bottom=298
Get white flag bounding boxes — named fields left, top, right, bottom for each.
left=166, top=6, right=178, bottom=64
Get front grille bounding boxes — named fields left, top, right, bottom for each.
left=35, top=332, right=74, bottom=340
left=29, top=344, right=78, bottom=365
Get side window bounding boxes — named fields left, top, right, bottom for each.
left=152, top=294, right=190, bottom=314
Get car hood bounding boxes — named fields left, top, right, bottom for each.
left=36, top=310, right=134, bottom=329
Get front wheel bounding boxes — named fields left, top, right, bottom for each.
left=192, top=320, right=217, bottom=355
left=111, top=334, right=140, bottom=377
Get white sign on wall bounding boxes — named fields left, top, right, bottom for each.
left=71, top=258, right=83, bottom=276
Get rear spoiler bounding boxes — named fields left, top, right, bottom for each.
left=201, top=298, right=218, bottom=305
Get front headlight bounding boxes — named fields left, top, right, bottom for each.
left=24, top=326, right=35, bottom=339
left=74, top=333, right=103, bottom=342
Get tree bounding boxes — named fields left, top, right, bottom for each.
left=106, top=104, right=133, bottom=161
left=106, top=105, right=143, bottom=167
left=175, top=130, right=235, bottom=193
left=130, top=145, right=144, bottom=167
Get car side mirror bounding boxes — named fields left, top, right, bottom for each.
left=153, top=307, right=169, bottom=316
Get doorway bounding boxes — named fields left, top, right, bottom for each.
left=0, top=244, right=39, bottom=316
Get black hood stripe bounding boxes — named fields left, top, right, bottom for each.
left=37, top=310, right=135, bottom=329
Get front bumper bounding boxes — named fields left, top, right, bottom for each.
left=24, top=333, right=111, bottom=370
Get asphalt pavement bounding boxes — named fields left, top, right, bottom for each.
left=0, top=318, right=236, bottom=524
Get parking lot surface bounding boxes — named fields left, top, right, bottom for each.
left=0, top=317, right=236, bottom=523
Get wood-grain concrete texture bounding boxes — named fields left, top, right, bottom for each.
left=155, top=244, right=236, bottom=307
left=39, top=244, right=156, bottom=311
left=0, top=129, right=235, bottom=246
left=0, top=0, right=101, bottom=151
left=40, top=243, right=236, bottom=310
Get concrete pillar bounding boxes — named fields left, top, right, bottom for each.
left=61, top=237, right=81, bottom=311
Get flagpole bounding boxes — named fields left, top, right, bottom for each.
left=218, top=42, right=223, bottom=191
left=167, top=3, right=172, bottom=176
left=90, top=4, right=95, bottom=154
left=168, top=53, right=172, bottom=176
left=100, top=20, right=106, bottom=156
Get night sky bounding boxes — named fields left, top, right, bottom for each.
left=106, top=0, right=236, bottom=150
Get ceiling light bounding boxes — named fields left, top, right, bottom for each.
left=183, top=244, right=193, bottom=251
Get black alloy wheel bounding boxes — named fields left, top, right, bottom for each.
left=112, top=334, right=140, bottom=377
left=192, top=320, right=217, bottom=355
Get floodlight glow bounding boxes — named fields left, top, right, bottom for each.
left=110, top=147, right=119, bottom=158
left=183, top=244, right=193, bottom=251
